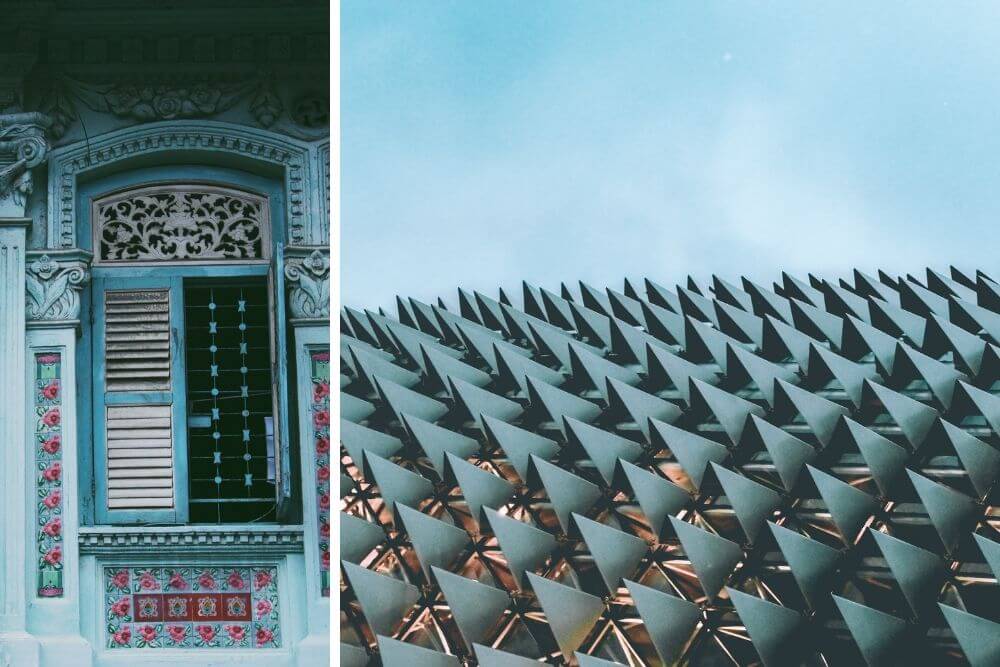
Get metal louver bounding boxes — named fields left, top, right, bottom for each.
left=104, top=289, right=171, bottom=392
left=106, top=404, right=174, bottom=509
left=340, top=270, right=1000, bottom=667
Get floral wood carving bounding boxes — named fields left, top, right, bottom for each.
left=94, top=185, right=269, bottom=264
left=25, top=250, right=91, bottom=323
left=284, top=247, right=329, bottom=321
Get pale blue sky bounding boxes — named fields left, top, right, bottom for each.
left=342, top=3, right=1000, bottom=314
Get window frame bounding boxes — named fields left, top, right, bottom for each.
left=77, top=164, right=291, bottom=527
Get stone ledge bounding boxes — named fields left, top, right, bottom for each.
left=78, top=525, right=304, bottom=555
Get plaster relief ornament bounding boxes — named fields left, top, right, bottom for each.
left=0, top=112, right=52, bottom=212
left=284, top=248, right=330, bottom=320
left=69, top=80, right=247, bottom=123
left=25, top=253, right=90, bottom=322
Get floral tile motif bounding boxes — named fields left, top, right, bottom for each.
left=34, top=352, right=63, bottom=597
left=311, top=349, right=331, bottom=596
left=104, top=565, right=280, bottom=649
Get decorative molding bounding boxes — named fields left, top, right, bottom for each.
left=102, top=564, right=281, bottom=649
left=284, top=245, right=329, bottom=323
left=25, top=248, right=92, bottom=325
left=93, top=184, right=268, bottom=264
left=79, top=527, right=304, bottom=556
left=32, top=351, right=64, bottom=597
left=0, top=112, right=53, bottom=215
left=47, top=120, right=315, bottom=248
left=317, top=141, right=330, bottom=241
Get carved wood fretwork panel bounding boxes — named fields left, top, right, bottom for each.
left=93, top=184, right=269, bottom=265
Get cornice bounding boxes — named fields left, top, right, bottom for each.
left=78, top=525, right=305, bottom=556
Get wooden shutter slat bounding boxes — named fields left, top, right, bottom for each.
left=104, top=402, right=175, bottom=509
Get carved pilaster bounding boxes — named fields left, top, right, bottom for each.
left=284, top=245, right=330, bottom=325
left=0, top=112, right=52, bottom=218
left=25, top=249, right=92, bottom=329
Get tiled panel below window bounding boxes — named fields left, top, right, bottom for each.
left=103, top=565, right=280, bottom=649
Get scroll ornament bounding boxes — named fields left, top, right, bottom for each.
left=26, top=253, right=91, bottom=322
left=284, top=248, right=330, bottom=320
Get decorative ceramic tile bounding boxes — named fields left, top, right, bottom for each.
left=34, top=352, right=64, bottom=597
left=311, top=349, right=331, bottom=596
left=104, top=565, right=280, bottom=649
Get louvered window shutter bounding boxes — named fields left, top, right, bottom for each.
left=269, top=242, right=295, bottom=522
left=93, top=276, right=189, bottom=524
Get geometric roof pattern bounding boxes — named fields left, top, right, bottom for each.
left=341, top=268, right=1000, bottom=666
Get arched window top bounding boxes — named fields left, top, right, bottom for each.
left=92, top=182, right=271, bottom=266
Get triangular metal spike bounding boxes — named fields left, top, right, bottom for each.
left=726, top=587, right=805, bottom=667
left=373, top=375, right=449, bottom=424
left=936, top=419, right=1000, bottom=498
left=950, top=267, right=978, bottom=289
left=341, top=642, right=370, bottom=667
left=571, top=513, right=648, bottom=594
left=420, top=343, right=492, bottom=393
left=772, top=378, right=848, bottom=448
left=525, top=572, right=605, bottom=658
left=790, top=297, right=845, bottom=349
left=341, top=512, right=386, bottom=564
left=408, top=297, right=447, bottom=339
left=853, top=269, right=900, bottom=304
left=677, top=286, right=718, bottom=326
left=687, top=276, right=704, bottom=295
left=623, top=277, right=643, bottom=300
left=807, top=465, right=878, bottom=543
left=528, top=319, right=602, bottom=369
left=341, top=561, right=420, bottom=636
left=781, top=272, right=823, bottom=306
left=499, top=301, right=545, bottom=344
left=394, top=503, right=470, bottom=580
left=807, top=344, right=881, bottom=408
left=567, top=342, right=641, bottom=399
left=570, top=300, right=613, bottom=348
left=447, top=376, right=523, bottom=427
left=616, top=460, right=690, bottom=538
left=768, top=522, right=839, bottom=610
left=640, top=300, right=687, bottom=347
left=443, top=453, right=514, bottom=522
left=949, top=296, right=1000, bottom=344
left=713, top=275, right=754, bottom=311
left=432, top=567, right=510, bottom=650
left=645, top=278, right=682, bottom=313
left=401, top=414, right=479, bottom=477
left=725, top=343, right=798, bottom=407
left=650, top=418, right=730, bottom=490
left=974, top=534, right=1000, bottom=580
left=606, top=377, right=682, bottom=441
left=564, top=416, right=643, bottom=485
left=688, top=377, right=765, bottom=446
left=525, top=375, right=602, bottom=432
left=939, top=603, right=1000, bottom=667
left=714, top=299, right=764, bottom=347
left=899, top=279, right=949, bottom=318
left=840, top=417, right=909, bottom=496
left=925, top=314, right=986, bottom=376
left=363, top=452, right=434, bottom=511
left=342, top=333, right=395, bottom=363
left=624, top=579, right=701, bottom=665
left=342, top=393, right=376, bottom=424
left=433, top=305, right=501, bottom=348
left=762, top=314, right=816, bottom=371
left=341, top=473, right=356, bottom=498
left=481, top=415, right=560, bottom=482
left=645, top=344, right=718, bottom=406
left=473, top=291, right=508, bottom=333
left=341, top=419, right=404, bottom=468
left=684, top=317, right=744, bottom=372
left=832, top=595, right=909, bottom=667
left=522, top=281, right=547, bottom=320
left=609, top=317, right=673, bottom=370
left=607, top=287, right=647, bottom=327
left=841, top=315, right=899, bottom=376
left=493, top=341, right=564, bottom=396
left=977, top=274, right=1000, bottom=312
left=457, top=321, right=529, bottom=371
left=906, top=470, right=980, bottom=554
left=868, top=297, right=927, bottom=347
left=481, top=507, right=557, bottom=589
left=344, top=306, right=382, bottom=346
left=742, top=278, right=794, bottom=323
left=861, top=379, right=938, bottom=451
left=527, top=454, right=603, bottom=533
left=349, top=344, right=422, bottom=391
left=539, top=287, right=576, bottom=331
left=668, top=516, right=743, bottom=601
left=890, top=342, right=968, bottom=409
left=473, top=644, right=541, bottom=667
left=927, top=268, right=976, bottom=301
left=821, top=281, right=871, bottom=322
left=709, top=462, right=781, bottom=544
left=744, top=414, right=816, bottom=490
left=376, top=636, right=461, bottom=667
left=953, top=381, right=1000, bottom=436
left=383, top=317, right=464, bottom=371
left=579, top=281, right=614, bottom=317
left=458, top=288, right=484, bottom=325
left=870, top=529, right=945, bottom=618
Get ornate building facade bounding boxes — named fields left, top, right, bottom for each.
left=0, top=2, right=330, bottom=665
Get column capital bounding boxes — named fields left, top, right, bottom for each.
left=284, top=244, right=330, bottom=327
left=25, top=249, right=92, bottom=329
